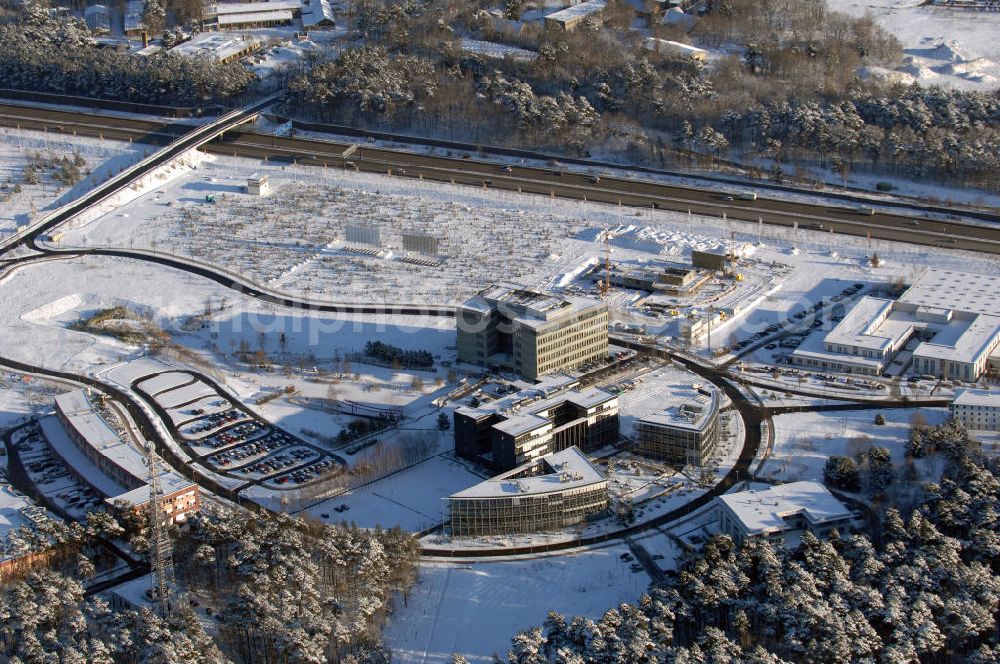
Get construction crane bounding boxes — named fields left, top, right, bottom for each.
left=598, top=229, right=612, bottom=299
left=146, top=442, right=176, bottom=618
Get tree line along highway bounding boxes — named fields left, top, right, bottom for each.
left=2, top=102, right=998, bottom=255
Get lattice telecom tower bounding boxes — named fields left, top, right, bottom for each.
left=146, top=442, right=176, bottom=617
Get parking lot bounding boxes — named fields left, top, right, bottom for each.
left=135, top=370, right=343, bottom=488
left=9, top=421, right=106, bottom=519
left=724, top=282, right=866, bottom=356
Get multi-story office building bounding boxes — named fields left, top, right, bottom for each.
left=456, top=283, right=609, bottom=380
left=635, top=384, right=720, bottom=466
left=950, top=389, right=1000, bottom=431
left=448, top=446, right=608, bottom=537
left=454, top=379, right=619, bottom=472
left=716, top=482, right=853, bottom=546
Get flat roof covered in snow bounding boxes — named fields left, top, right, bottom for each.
left=450, top=446, right=605, bottom=500
left=912, top=313, right=1000, bottom=364
left=170, top=32, right=262, bottom=62
left=218, top=10, right=293, bottom=25
left=636, top=383, right=718, bottom=432
left=823, top=296, right=899, bottom=353
left=899, top=267, right=1000, bottom=316
left=213, top=0, right=300, bottom=14
left=463, top=282, right=606, bottom=330
left=953, top=388, right=1000, bottom=409
left=546, top=0, right=606, bottom=23
left=717, top=481, right=851, bottom=535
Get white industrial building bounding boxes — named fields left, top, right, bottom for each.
left=544, top=0, right=606, bottom=31
left=950, top=389, right=1000, bottom=431
left=170, top=32, right=264, bottom=64
left=716, top=481, right=853, bottom=546
left=792, top=268, right=1000, bottom=380
left=247, top=174, right=271, bottom=196
left=203, top=1, right=301, bottom=30
left=643, top=38, right=708, bottom=62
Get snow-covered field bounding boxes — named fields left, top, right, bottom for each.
left=0, top=127, right=144, bottom=237
left=385, top=539, right=671, bottom=664
left=829, top=0, right=1000, bottom=90
left=761, top=407, right=950, bottom=482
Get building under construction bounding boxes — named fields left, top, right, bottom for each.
left=447, top=446, right=608, bottom=537
left=594, top=260, right=712, bottom=296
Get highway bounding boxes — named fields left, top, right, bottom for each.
left=2, top=101, right=998, bottom=256
left=0, top=98, right=274, bottom=253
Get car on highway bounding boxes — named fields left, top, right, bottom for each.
left=483, top=179, right=493, bottom=187
left=590, top=176, right=601, bottom=184
left=500, top=165, right=512, bottom=172
left=722, top=195, right=735, bottom=201
left=907, top=219, right=919, bottom=226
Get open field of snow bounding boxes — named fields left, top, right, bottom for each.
left=829, top=0, right=1000, bottom=90
left=385, top=540, right=667, bottom=664
left=761, top=407, right=950, bottom=483
left=0, top=127, right=145, bottom=238
left=288, top=453, right=483, bottom=531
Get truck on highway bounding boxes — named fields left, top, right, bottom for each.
left=856, top=206, right=875, bottom=216
left=737, top=192, right=757, bottom=201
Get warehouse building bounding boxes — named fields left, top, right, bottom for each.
left=456, top=283, right=609, bottom=380
left=792, top=268, right=1000, bottom=380
left=634, top=383, right=720, bottom=466
left=716, top=482, right=853, bottom=546
left=51, top=390, right=199, bottom=525
left=643, top=38, right=708, bottom=62
left=170, top=32, right=263, bottom=64
left=448, top=446, right=608, bottom=537
left=455, top=378, right=619, bottom=472
left=544, top=0, right=606, bottom=31
left=950, top=389, right=1000, bottom=431
left=202, top=0, right=301, bottom=30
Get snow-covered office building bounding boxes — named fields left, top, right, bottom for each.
left=455, top=380, right=619, bottom=472
left=792, top=268, right=1000, bottom=380
left=716, top=481, right=853, bottom=546
left=51, top=390, right=199, bottom=524
left=448, top=446, right=608, bottom=536
left=950, top=389, right=1000, bottom=431
left=456, top=283, right=609, bottom=381
left=634, top=383, right=720, bottom=466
